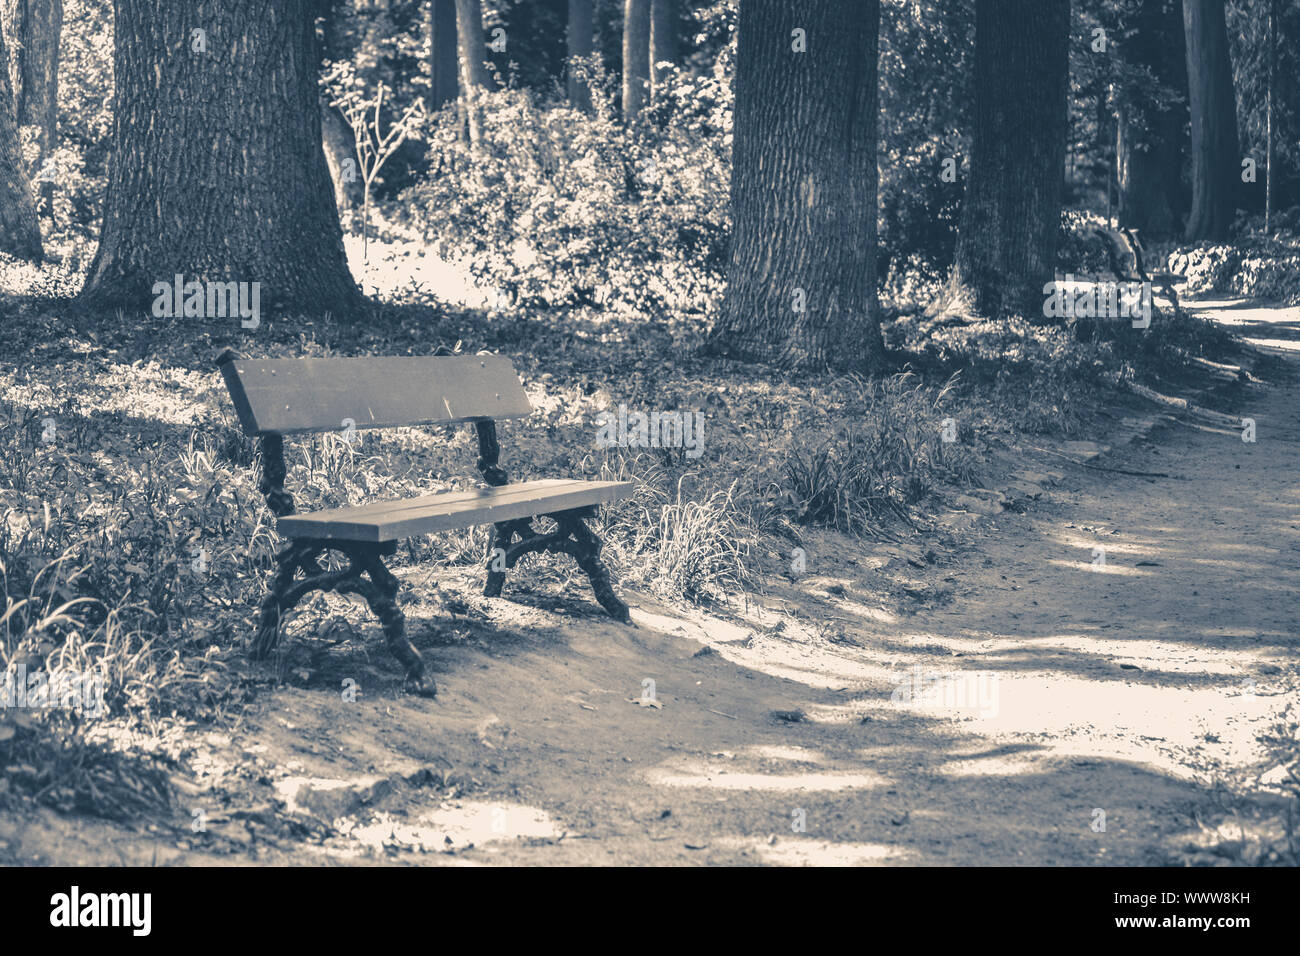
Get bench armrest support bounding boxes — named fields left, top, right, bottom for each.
left=475, top=420, right=509, bottom=487
left=259, top=433, right=296, bottom=517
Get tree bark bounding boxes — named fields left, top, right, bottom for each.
left=1115, top=0, right=1185, bottom=239
left=622, top=0, right=650, bottom=122
left=948, top=0, right=1068, bottom=319
left=1182, top=0, right=1238, bottom=241
left=320, top=96, right=360, bottom=214
left=427, top=0, right=457, bottom=111
left=1265, top=0, right=1276, bottom=233
left=4, top=0, right=62, bottom=213
left=567, top=0, right=593, bottom=112
left=706, top=0, right=886, bottom=373
left=1117, top=106, right=1179, bottom=239
left=455, top=0, right=490, bottom=143
left=650, top=0, right=674, bottom=103
left=455, top=0, right=490, bottom=89
left=80, top=0, right=360, bottom=313
left=0, top=12, right=41, bottom=260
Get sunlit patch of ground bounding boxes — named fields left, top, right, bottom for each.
left=646, top=761, right=889, bottom=793
left=345, top=236, right=493, bottom=308
left=342, top=801, right=561, bottom=856
left=1183, top=298, right=1300, bottom=352
left=717, top=835, right=913, bottom=866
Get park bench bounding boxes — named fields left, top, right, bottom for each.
left=216, top=349, right=633, bottom=697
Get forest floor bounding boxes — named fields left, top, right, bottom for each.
left=4, top=293, right=1296, bottom=867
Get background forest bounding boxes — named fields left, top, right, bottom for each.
left=9, top=0, right=1300, bottom=311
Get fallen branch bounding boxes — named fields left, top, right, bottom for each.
left=1126, top=381, right=1243, bottom=427
left=1023, top=443, right=1174, bottom=479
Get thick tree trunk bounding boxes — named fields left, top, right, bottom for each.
left=707, top=0, right=886, bottom=373
left=427, top=0, right=457, bottom=111
left=650, top=0, right=674, bottom=103
left=4, top=0, right=62, bottom=213
left=948, top=0, right=1068, bottom=319
left=0, top=14, right=41, bottom=260
left=567, top=0, right=593, bottom=112
left=1115, top=0, right=1186, bottom=239
left=80, top=0, right=359, bottom=313
left=622, top=0, right=650, bottom=122
left=1182, top=0, right=1238, bottom=241
left=1117, top=107, right=1178, bottom=239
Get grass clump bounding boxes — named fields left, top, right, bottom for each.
left=778, top=373, right=977, bottom=535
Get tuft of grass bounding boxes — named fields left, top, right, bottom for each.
left=588, top=456, right=755, bottom=604
left=1261, top=702, right=1300, bottom=864
left=641, top=479, right=755, bottom=602
left=779, top=373, right=978, bottom=535
left=0, top=710, right=173, bottom=822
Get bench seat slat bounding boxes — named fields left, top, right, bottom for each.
left=276, top=479, right=633, bottom=543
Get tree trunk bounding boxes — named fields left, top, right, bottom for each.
left=622, top=0, right=650, bottom=122
left=567, top=0, right=593, bottom=112
left=321, top=96, right=360, bottom=214
left=427, top=0, right=457, bottom=111
left=948, top=0, right=1068, bottom=319
left=0, top=13, right=41, bottom=260
left=4, top=0, right=62, bottom=214
left=1265, top=0, right=1276, bottom=233
left=650, top=0, right=674, bottom=103
left=1117, top=106, right=1178, bottom=239
left=1182, top=0, right=1238, bottom=241
left=1115, top=0, right=1186, bottom=240
left=455, top=0, right=490, bottom=143
left=455, top=0, right=490, bottom=89
left=80, top=0, right=359, bottom=313
left=706, top=0, right=886, bottom=373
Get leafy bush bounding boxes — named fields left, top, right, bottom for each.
left=1168, top=227, right=1300, bottom=305
left=1057, top=209, right=1113, bottom=275
left=880, top=254, right=949, bottom=315
left=877, top=0, right=973, bottom=272
left=398, top=64, right=731, bottom=315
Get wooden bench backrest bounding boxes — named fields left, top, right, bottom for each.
left=218, top=354, right=533, bottom=436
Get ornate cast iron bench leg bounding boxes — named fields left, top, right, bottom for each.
left=473, top=419, right=631, bottom=622
left=561, top=514, right=631, bottom=623
left=483, top=517, right=534, bottom=598
left=483, top=509, right=631, bottom=624
left=351, top=548, right=433, bottom=698
left=251, top=540, right=320, bottom=659
left=251, top=432, right=434, bottom=696
left=250, top=539, right=434, bottom=697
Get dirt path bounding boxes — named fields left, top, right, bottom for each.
left=9, top=301, right=1298, bottom=867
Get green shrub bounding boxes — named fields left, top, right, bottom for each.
left=1169, top=229, right=1300, bottom=305
left=1057, top=209, right=1112, bottom=275
left=398, top=66, right=731, bottom=315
